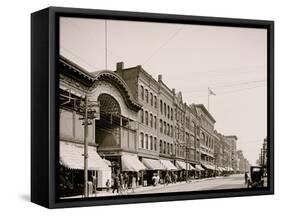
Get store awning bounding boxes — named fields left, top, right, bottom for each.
left=121, top=155, right=146, bottom=172
left=142, top=158, right=166, bottom=170
left=176, top=161, right=195, bottom=170
left=60, top=141, right=110, bottom=171
left=201, top=163, right=216, bottom=170
left=160, top=159, right=178, bottom=170
left=104, top=159, right=111, bottom=166
left=195, top=164, right=205, bottom=171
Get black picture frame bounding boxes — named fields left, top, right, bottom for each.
left=31, top=6, right=274, bottom=209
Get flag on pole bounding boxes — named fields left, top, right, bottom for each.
left=208, top=88, right=216, bottom=96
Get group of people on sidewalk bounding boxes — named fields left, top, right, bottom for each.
left=107, top=172, right=137, bottom=195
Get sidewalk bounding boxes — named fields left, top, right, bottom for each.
left=61, top=175, right=226, bottom=199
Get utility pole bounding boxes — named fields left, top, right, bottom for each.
left=80, top=95, right=100, bottom=198
left=83, top=95, right=89, bottom=197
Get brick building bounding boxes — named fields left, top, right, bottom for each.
left=58, top=56, right=249, bottom=196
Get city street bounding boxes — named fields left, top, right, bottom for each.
left=62, top=174, right=247, bottom=199
left=132, top=174, right=247, bottom=195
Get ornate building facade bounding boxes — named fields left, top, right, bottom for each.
left=59, top=56, right=247, bottom=196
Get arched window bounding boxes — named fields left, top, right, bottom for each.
left=167, top=105, right=170, bottom=118
left=145, top=134, right=148, bottom=149
left=140, top=132, right=144, bottom=148
left=140, top=85, right=144, bottom=100
left=160, top=119, right=163, bottom=133
left=150, top=113, right=153, bottom=127
left=150, top=92, right=153, bottom=106
left=145, top=111, right=148, bottom=125
left=140, top=109, right=144, bottom=123
left=145, top=89, right=149, bottom=103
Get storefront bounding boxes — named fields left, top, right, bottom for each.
left=59, top=141, right=111, bottom=197
left=121, top=154, right=147, bottom=187
left=176, top=160, right=195, bottom=181
left=201, top=162, right=216, bottom=177
left=141, top=158, right=166, bottom=185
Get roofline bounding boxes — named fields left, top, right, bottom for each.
left=195, top=104, right=216, bottom=123
left=225, top=135, right=238, bottom=140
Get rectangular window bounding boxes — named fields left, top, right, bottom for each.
left=160, top=140, right=162, bottom=153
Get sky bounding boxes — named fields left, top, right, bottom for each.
left=60, top=17, right=267, bottom=165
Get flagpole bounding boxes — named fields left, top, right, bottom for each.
left=208, top=87, right=210, bottom=111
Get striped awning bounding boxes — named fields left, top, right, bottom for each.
left=142, top=158, right=166, bottom=170
left=121, top=155, right=146, bottom=172
left=160, top=159, right=178, bottom=170
left=201, top=163, right=216, bottom=170
left=176, top=160, right=195, bottom=170
left=60, top=141, right=110, bottom=171
left=195, top=164, right=205, bottom=171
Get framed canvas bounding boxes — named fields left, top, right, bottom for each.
left=31, top=7, right=274, bottom=208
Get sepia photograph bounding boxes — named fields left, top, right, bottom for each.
left=58, top=16, right=268, bottom=199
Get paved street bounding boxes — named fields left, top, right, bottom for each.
left=131, top=174, right=247, bottom=195
left=62, top=174, right=247, bottom=199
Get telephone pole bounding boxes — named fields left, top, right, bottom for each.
left=83, top=95, right=89, bottom=197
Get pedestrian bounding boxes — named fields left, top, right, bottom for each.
left=119, top=173, right=124, bottom=194
left=244, top=172, right=248, bottom=184
left=92, top=175, right=97, bottom=195
left=174, top=173, right=178, bottom=183
left=152, top=173, right=157, bottom=186
left=112, top=175, right=120, bottom=194
left=165, top=173, right=170, bottom=185
left=156, top=174, right=160, bottom=185
left=124, top=173, right=129, bottom=192
left=131, top=175, right=137, bottom=193
left=106, top=179, right=110, bottom=192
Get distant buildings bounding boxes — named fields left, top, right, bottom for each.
left=237, top=150, right=251, bottom=173
left=59, top=56, right=252, bottom=196
left=257, top=137, right=268, bottom=170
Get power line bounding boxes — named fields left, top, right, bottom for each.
left=60, top=46, right=99, bottom=70
left=142, top=25, right=184, bottom=66
left=105, top=20, right=108, bottom=70
left=182, top=80, right=266, bottom=95
left=187, top=84, right=266, bottom=100
left=210, top=79, right=266, bottom=88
